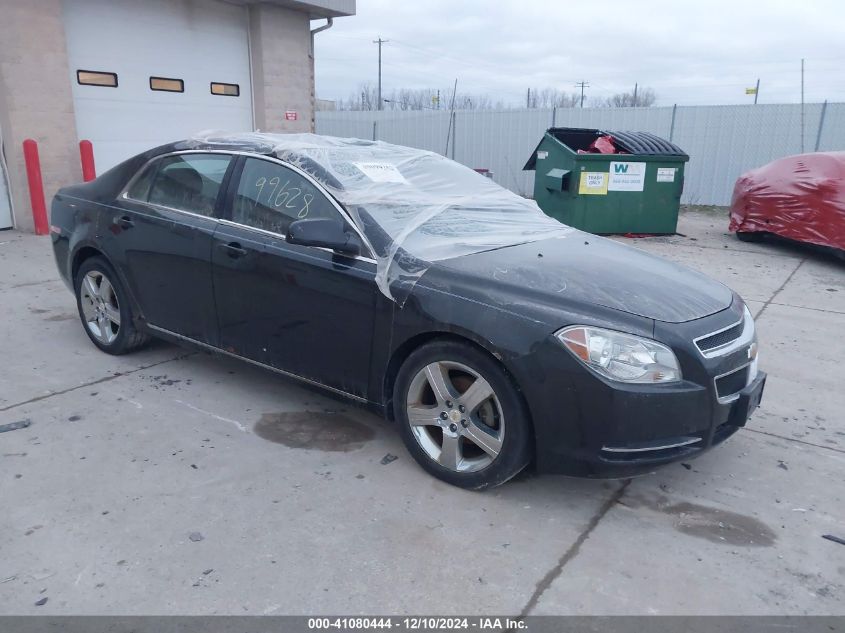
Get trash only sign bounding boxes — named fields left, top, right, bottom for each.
left=578, top=172, right=608, bottom=195
left=608, top=161, right=646, bottom=191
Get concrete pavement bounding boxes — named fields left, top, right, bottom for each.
left=0, top=210, right=843, bottom=615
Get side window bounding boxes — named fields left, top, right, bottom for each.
left=232, top=158, right=339, bottom=234
left=126, top=163, right=157, bottom=201
left=130, top=154, right=231, bottom=217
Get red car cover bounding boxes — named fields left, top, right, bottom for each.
left=730, top=152, right=845, bottom=251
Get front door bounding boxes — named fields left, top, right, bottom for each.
left=211, top=156, right=378, bottom=399
left=104, top=152, right=234, bottom=343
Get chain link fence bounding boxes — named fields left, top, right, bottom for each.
left=316, top=103, right=845, bottom=206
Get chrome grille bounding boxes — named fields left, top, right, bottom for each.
left=696, top=321, right=744, bottom=353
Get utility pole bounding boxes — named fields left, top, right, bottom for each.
left=526, top=87, right=531, bottom=108
left=633, top=82, right=638, bottom=106
left=575, top=81, right=589, bottom=108
left=754, top=78, right=760, bottom=105
left=800, top=58, right=805, bottom=152
left=373, top=37, right=388, bottom=110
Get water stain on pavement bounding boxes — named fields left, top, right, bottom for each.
left=254, top=411, right=375, bottom=452
left=623, top=495, right=776, bottom=546
left=666, top=501, right=776, bottom=546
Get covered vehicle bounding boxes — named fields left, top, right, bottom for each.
left=730, top=152, right=845, bottom=252
left=50, top=133, right=765, bottom=489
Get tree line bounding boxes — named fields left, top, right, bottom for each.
left=333, top=83, right=657, bottom=111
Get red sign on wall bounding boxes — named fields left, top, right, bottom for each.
left=284, top=110, right=298, bottom=121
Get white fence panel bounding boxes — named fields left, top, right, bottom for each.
left=454, top=108, right=553, bottom=195
left=316, top=103, right=844, bottom=207
left=816, top=103, right=845, bottom=152
left=672, top=104, right=823, bottom=205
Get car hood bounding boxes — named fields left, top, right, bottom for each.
left=432, top=231, right=733, bottom=323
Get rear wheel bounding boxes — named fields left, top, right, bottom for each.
left=75, top=257, right=149, bottom=355
left=393, top=341, right=532, bottom=490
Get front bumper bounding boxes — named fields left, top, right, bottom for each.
left=586, top=370, right=765, bottom=477
left=512, top=306, right=765, bottom=477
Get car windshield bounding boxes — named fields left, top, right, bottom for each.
left=191, top=133, right=572, bottom=303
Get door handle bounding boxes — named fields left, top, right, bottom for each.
left=115, top=215, right=134, bottom=229
left=219, top=241, right=248, bottom=258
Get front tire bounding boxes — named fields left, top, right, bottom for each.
left=74, top=256, right=149, bottom=355
left=393, top=341, right=532, bottom=490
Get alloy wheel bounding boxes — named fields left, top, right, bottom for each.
left=79, top=270, right=121, bottom=345
left=405, top=360, right=504, bottom=473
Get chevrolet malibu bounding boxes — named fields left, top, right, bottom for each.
left=50, top=133, right=765, bottom=489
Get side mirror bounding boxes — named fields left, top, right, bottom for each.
left=286, top=218, right=362, bottom=257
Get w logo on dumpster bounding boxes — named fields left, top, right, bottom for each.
left=608, top=161, right=646, bottom=191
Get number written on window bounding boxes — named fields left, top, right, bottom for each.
left=253, top=176, right=313, bottom=218
left=232, top=158, right=338, bottom=234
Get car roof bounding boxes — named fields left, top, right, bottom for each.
left=162, top=134, right=344, bottom=189
left=164, top=139, right=274, bottom=156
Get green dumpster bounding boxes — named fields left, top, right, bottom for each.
left=523, top=127, right=689, bottom=234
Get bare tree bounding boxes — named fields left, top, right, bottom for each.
left=336, top=84, right=595, bottom=111
left=340, top=84, right=505, bottom=111
left=598, top=87, right=657, bottom=107
left=337, top=83, right=379, bottom=110
left=530, top=88, right=581, bottom=108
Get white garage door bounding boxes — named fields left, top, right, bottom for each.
left=63, top=0, right=253, bottom=173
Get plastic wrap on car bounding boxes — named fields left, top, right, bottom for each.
left=729, top=152, right=845, bottom=251
left=189, top=132, right=573, bottom=304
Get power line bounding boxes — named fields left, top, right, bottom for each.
left=318, top=35, right=845, bottom=107
left=322, top=33, right=845, bottom=83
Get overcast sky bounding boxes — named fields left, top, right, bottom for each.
left=314, top=0, right=845, bottom=108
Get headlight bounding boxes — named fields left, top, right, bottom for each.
left=556, top=326, right=682, bottom=384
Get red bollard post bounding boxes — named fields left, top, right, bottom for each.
left=79, top=140, right=96, bottom=182
left=22, top=139, right=49, bottom=236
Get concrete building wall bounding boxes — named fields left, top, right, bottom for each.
left=248, top=4, right=314, bottom=134
left=0, top=0, right=81, bottom=232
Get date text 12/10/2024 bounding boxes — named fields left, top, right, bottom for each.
left=308, top=618, right=527, bottom=630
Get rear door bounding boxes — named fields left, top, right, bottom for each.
left=211, top=156, right=378, bottom=399
left=104, top=151, right=234, bottom=343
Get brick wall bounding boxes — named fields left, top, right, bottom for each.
left=248, top=4, right=315, bottom=134
left=0, top=0, right=80, bottom=232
